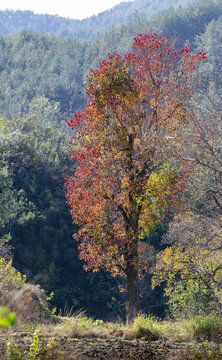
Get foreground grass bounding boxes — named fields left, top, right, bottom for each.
left=37, top=313, right=222, bottom=342
left=128, top=314, right=222, bottom=342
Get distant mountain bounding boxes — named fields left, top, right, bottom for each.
left=0, top=0, right=202, bottom=40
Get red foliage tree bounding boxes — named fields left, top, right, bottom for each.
left=65, top=34, right=206, bottom=321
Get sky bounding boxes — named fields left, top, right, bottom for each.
left=0, top=0, right=132, bottom=20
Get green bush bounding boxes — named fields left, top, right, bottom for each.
left=166, top=279, right=219, bottom=318
left=0, top=258, right=26, bottom=293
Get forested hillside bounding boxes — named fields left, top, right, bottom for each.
left=1, top=0, right=221, bottom=120
left=0, top=0, right=203, bottom=40
left=0, top=0, right=221, bottom=320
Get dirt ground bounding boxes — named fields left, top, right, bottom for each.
left=1, top=333, right=221, bottom=360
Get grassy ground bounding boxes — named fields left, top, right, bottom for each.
left=0, top=314, right=221, bottom=359
left=38, top=313, right=222, bottom=342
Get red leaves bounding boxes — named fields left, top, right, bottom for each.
left=181, top=45, right=190, bottom=53
left=67, top=112, right=82, bottom=129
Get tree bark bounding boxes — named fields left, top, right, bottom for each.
left=126, top=245, right=140, bottom=322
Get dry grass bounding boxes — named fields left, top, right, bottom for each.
left=40, top=312, right=125, bottom=339
left=37, top=313, right=222, bottom=344
left=125, top=314, right=222, bottom=342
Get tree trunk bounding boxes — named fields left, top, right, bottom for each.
left=125, top=132, right=141, bottom=322
left=126, top=250, right=140, bottom=322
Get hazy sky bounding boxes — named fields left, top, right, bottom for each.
left=0, top=0, right=132, bottom=20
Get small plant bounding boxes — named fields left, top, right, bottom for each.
left=0, top=306, right=16, bottom=328
left=6, top=330, right=56, bottom=360
left=28, top=330, right=42, bottom=359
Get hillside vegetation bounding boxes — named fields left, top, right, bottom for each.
left=0, top=0, right=202, bottom=40
left=0, top=0, right=221, bottom=322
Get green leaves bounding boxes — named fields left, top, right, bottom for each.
left=0, top=306, right=16, bottom=327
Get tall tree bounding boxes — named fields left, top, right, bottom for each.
left=66, top=33, right=205, bottom=321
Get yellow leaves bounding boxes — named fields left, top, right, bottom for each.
left=138, top=165, right=179, bottom=235
left=0, top=116, right=9, bottom=133
left=120, top=174, right=129, bottom=190
left=152, top=241, right=222, bottom=305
